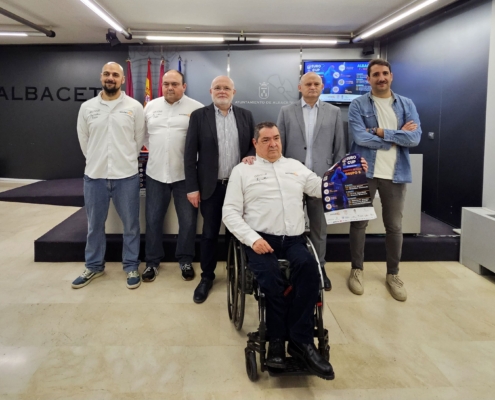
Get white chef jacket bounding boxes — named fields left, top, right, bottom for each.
left=144, top=95, right=204, bottom=183
left=222, top=155, right=322, bottom=247
left=77, top=91, right=145, bottom=179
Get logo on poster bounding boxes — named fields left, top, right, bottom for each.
left=259, top=82, right=269, bottom=99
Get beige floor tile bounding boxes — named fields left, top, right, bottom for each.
left=0, top=346, right=51, bottom=394
left=181, top=391, right=263, bottom=400
left=89, top=302, right=227, bottom=347
left=327, top=342, right=451, bottom=390
left=24, top=345, right=185, bottom=396
left=421, top=341, right=495, bottom=387
left=329, top=299, right=471, bottom=344
left=182, top=345, right=263, bottom=394
left=433, top=300, right=495, bottom=341
left=0, top=303, right=106, bottom=346
left=452, top=385, right=495, bottom=399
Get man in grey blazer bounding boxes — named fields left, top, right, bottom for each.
left=277, top=72, right=346, bottom=291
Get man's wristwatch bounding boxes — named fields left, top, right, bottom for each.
left=370, top=127, right=377, bottom=135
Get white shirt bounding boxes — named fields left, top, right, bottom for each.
left=372, top=95, right=398, bottom=180
left=144, top=95, right=204, bottom=183
left=301, top=98, right=319, bottom=170
left=77, top=91, right=145, bottom=179
left=222, top=155, right=322, bottom=248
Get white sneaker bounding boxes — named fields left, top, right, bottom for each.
left=386, top=274, right=407, bottom=301
left=348, top=268, right=364, bottom=295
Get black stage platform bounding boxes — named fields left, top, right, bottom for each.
left=0, top=179, right=460, bottom=263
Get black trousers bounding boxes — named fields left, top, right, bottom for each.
left=244, top=233, right=320, bottom=344
left=199, top=181, right=231, bottom=280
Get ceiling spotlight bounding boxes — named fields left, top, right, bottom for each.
left=354, top=0, right=438, bottom=42
left=80, top=0, right=131, bottom=39
left=259, top=38, right=338, bottom=45
left=145, top=35, right=224, bottom=42
left=106, top=29, right=121, bottom=46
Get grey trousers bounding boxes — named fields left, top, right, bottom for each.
left=306, top=195, right=327, bottom=268
left=349, top=178, right=406, bottom=275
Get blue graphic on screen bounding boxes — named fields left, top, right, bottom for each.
left=303, top=60, right=371, bottom=103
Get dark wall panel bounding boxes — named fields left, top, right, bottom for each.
left=384, top=0, right=491, bottom=227
left=0, top=45, right=128, bottom=180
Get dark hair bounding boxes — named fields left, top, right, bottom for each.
left=163, top=69, right=185, bottom=85
left=367, top=59, right=392, bottom=76
left=254, top=121, right=278, bottom=141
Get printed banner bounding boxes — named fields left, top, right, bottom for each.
left=322, top=153, right=377, bottom=225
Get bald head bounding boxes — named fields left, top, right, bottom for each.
left=102, top=62, right=124, bottom=74
left=210, top=75, right=236, bottom=109
left=298, top=72, right=323, bottom=106
left=100, top=62, right=125, bottom=99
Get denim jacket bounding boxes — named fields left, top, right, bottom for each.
left=348, top=91, right=422, bottom=183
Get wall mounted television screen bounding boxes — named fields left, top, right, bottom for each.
left=303, top=60, right=371, bottom=104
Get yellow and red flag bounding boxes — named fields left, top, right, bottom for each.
left=144, top=58, right=152, bottom=106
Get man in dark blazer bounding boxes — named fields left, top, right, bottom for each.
left=277, top=72, right=347, bottom=291
left=185, top=75, right=255, bottom=303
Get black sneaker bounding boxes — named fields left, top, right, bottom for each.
left=142, top=266, right=158, bottom=282
left=180, top=263, right=195, bottom=281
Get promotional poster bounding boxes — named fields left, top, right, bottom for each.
left=322, top=153, right=377, bottom=225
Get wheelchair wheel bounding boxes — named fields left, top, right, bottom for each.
left=245, top=348, right=258, bottom=381
left=233, top=241, right=246, bottom=331
left=226, top=237, right=237, bottom=321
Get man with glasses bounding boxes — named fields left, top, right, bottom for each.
left=184, top=75, right=255, bottom=303
left=143, top=70, right=204, bottom=283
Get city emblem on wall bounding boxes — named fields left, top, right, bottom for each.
left=259, top=82, right=269, bottom=99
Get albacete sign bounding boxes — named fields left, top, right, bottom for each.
left=0, top=86, right=102, bottom=102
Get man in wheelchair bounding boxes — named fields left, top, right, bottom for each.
left=222, top=121, right=334, bottom=379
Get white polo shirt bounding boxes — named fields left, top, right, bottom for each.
left=77, top=91, right=145, bottom=179
left=144, top=94, right=204, bottom=183
left=222, top=155, right=322, bottom=247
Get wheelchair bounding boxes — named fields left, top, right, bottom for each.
left=226, top=235, right=330, bottom=381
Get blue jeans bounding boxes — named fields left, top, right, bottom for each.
left=145, top=176, right=198, bottom=266
left=83, top=174, right=140, bottom=273
left=244, top=233, right=320, bottom=344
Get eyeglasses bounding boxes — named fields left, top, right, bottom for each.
left=212, top=86, right=233, bottom=92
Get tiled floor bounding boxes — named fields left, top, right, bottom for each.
left=1, top=182, right=495, bottom=399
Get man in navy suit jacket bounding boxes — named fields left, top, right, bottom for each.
left=184, top=75, right=255, bottom=303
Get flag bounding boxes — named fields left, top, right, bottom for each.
left=178, top=56, right=182, bottom=73
left=157, top=58, right=165, bottom=97
left=125, top=59, right=134, bottom=98
left=144, top=58, right=152, bottom=106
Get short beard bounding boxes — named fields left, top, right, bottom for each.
left=212, top=97, right=231, bottom=108
left=102, top=83, right=120, bottom=95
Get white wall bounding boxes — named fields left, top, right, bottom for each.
left=483, top=0, right=495, bottom=209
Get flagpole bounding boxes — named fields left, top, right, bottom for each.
left=144, top=58, right=152, bottom=107
left=158, top=58, right=165, bottom=97
left=125, top=59, right=134, bottom=98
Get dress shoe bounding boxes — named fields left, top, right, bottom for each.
left=288, top=341, right=335, bottom=380
left=321, top=267, right=332, bottom=291
left=266, top=338, right=286, bottom=369
left=193, top=277, right=213, bottom=304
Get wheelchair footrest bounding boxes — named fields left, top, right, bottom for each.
left=267, top=357, right=311, bottom=376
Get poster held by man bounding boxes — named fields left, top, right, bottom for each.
left=323, top=153, right=377, bottom=225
